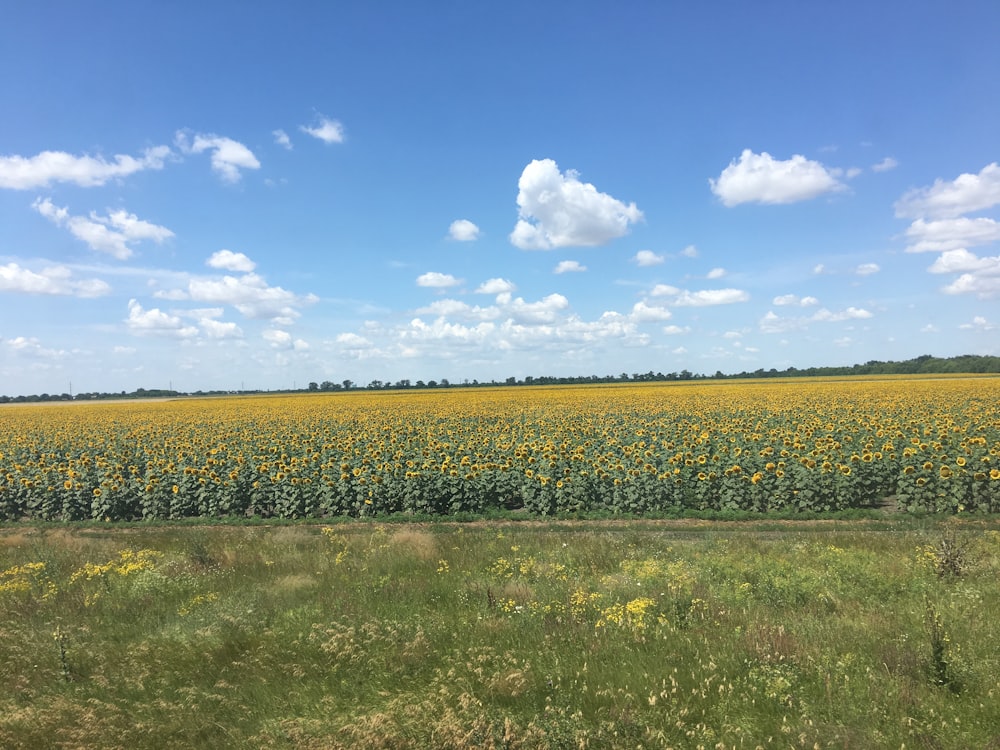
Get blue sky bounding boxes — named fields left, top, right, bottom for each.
left=2, top=1, right=999, bottom=395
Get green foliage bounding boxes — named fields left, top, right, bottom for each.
left=0, top=520, right=999, bottom=747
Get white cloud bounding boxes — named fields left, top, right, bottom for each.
left=207, top=249, right=256, bottom=272
left=634, top=250, right=664, bottom=267
left=941, top=272, right=1000, bottom=297
left=416, top=299, right=499, bottom=320
left=125, top=299, right=198, bottom=338
left=928, top=248, right=1000, bottom=276
left=650, top=284, right=749, bottom=306
left=175, top=131, right=260, bottom=183
left=300, top=116, right=345, bottom=144
left=629, top=301, right=672, bottom=322
left=855, top=263, right=880, bottom=276
left=326, top=287, right=723, bottom=367
left=33, top=198, right=174, bottom=260
left=872, top=157, right=898, bottom=173
left=709, top=149, right=846, bottom=206
left=813, top=264, right=827, bottom=274
left=773, top=294, right=819, bottom=307
left=680, top=245, right=699, bottom=258
left=263, top=329, right=292, bottom=348
left=187, top=272, right=317, bottom=321
left=508, top=293, right=569, bottom=324
left=336, top=332, right=373, bottom=348
left=811, top=307, right=874, bottom=322
left=0, top=262, right=110, bottom=297
left=199, top=317, right=244, bottom=339
left=509, top=159, right=642, bottom=250
left=448, top=219, right=480, bottom=241
left=273, top=129, right=292, bottom=149
left=706, top=267, right=726, bottom=279
left=894, top=162, right=1000, bottom=219
left=554, top=260, right=586, bottom=274
left=3, top=336, right=67, bottom=360
left=760, top=306, right=873, bottom=334
left=0, top=145, right=170, bottom=190
left=904, top=217, right=1000, bottom=253
left=417, top=271, right=462, bottom=289
left=475, top=278, right=516, bottom=295
left=959, top=316, right=995, bottom=331
left=662, top=325, right=690, bottom=335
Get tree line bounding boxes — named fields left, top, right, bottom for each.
left=2, top=354, right=998, bottom=403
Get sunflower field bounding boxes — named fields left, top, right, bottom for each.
left=1, top=376, right=998, bottom=521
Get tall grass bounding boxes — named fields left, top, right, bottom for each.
left=1, top=519, right=998, bottom=748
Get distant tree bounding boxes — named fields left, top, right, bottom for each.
left=342, top=379, right=354, bottom=390
left=308, top=382, right=319, bottom=391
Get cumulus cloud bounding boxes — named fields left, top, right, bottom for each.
left=662, top=325, right=690, bottom=335
left=760, top=306, right=873, bottom=334
left=175, top=131, right=260, bottom=183
left=199, top=317, right=244, bottom=339
left=680, top=245, right=699, bottom=258
left=187, top=273, right=317, bottom=322
left=855, top=263, right=880, bottom=276
left=811, top=307, right=873, bottom=322
left=904, top=217, right=1000, bottom=253
left=959, top=316, right=996, bottom=331
left=554, top=260, right=586, bottom=274
left=263, top=329, right=292, bottom=348
left=773, top=294, right=819, bottom=307
left=0, top=145, right=170, bottom=190
left=927, top=248, right=1000, bottom=276
left=2, top=336, right=67, bottom=360
left=0, top=262, right=110, bottom=297
left=329, top=285, right=711, bottom=366
left=417, top=272, right=462, bottom=289
left=508, top=293, right=569, bottom=324
left=475, top=278, right=516, bottom=295
left=300, top=116, right=345, bottom=144
left=448, top=219, right=480, bottom=241
left=33, top=198, right=174, bottom=260
left=706, top=267, right=726, bottom=279
left=509, top=159, right=642, bottom=250
left=872, top=157, right=898, bottom=173
left=273, top=129, right=292, bottom=149
left=650, top=284, right=749, bottom=306
left=941, top=271, right=1000, bottom=297
left=207, top=249, right=256, bottom=272
left=895, top=163, right=1000, bottom=219
left=415, top=299, right=500, bottom=320
left=633, top=250, right=664, bottom=267
left=125, top=299, right=198, bottom=338
left=709, top=149, right=846, bottom=206
left=629, top=301, right=672, bottom=322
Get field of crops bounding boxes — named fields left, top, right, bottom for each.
left=1, top=376, right=999, bottom=521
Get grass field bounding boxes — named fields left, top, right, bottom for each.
left=2, top=517, right=998, bottom=748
